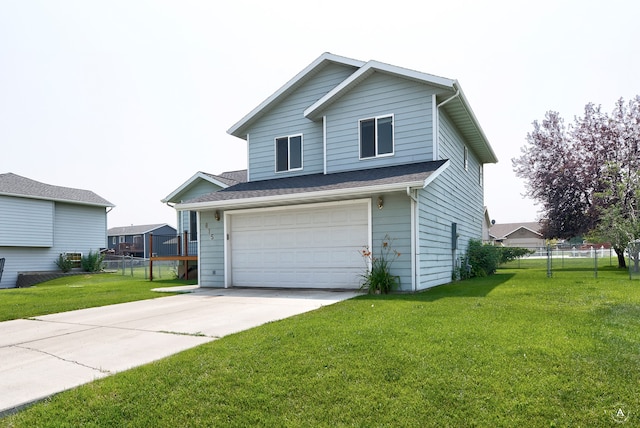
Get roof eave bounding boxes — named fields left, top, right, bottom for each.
left=0, top=191, right=114, bottom=208
left=176, top=180, right=426, bottom=211
left=227, top=52, right=365, bottom=138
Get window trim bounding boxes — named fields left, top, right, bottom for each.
left=274, top=134, right=304, bottom=173
left=359, top=114, right=395, bottom=160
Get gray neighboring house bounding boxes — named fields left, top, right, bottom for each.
left=107, top=224, right=177, bottom=258
left=176, top=52, right=498, bottom=291
left=0, top=173, right=114, bottom=288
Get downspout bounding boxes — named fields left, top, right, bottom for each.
left=434, top=86, right=460, bottom=160
left=407, top=187, right=418, bottom=292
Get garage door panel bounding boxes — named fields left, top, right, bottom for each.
left=230, top=202, right=368, bottom=288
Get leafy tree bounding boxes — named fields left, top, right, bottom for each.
left=513, top=96, right=640, bottom=268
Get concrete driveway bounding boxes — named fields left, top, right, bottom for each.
left=0, top=287, right=358, bottom=416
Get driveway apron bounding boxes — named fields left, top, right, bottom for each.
left=0, top=288, right=358, bottom=416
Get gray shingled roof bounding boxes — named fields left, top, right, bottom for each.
left=203, top=170, right=247, bottom=186
left=107, top=223, right=174, bottom=236
left=489, top=222, right=542, bottom=239
left=0, top=173, right=114, bottom=207
left=184, top=160, right=447, bottom=205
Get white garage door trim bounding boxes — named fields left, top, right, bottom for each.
left=224, top=199, right=371, bottom=288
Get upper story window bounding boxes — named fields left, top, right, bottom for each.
left=464, top=146, right=468, bottom=171
left=360, top=115, right=394, bottom=159
left=275, top=135, right=303, bottom=172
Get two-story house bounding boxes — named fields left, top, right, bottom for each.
left=175, top=53, right=498, bottom=291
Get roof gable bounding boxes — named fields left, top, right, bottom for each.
left=162, top=170, right=248, bottom=203
left=227, top=53, right=365, bottom=138
left=0, top=173, right=114, bottom=207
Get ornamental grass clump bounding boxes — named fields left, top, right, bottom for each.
left=360, top=235, right=401, bottom=294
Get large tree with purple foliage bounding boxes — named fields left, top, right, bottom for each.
left=513, top=96, right=640, bottom=268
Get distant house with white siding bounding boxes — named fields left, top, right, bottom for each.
left=0, top=173, right=114, bottom=288
left=173, top=53, right=498, bottom=291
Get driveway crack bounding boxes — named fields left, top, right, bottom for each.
left=14, top=345, right=112, bottom=375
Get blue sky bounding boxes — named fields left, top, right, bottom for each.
left=1, top=0, right=639, bottom=228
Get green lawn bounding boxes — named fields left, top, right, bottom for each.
left=0, top=273, right=194, bottom=322
left=2, top=262, right=640, bottom=426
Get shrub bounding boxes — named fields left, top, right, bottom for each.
left=462, top=239, right=501, bottom=278
left=81, top=250, right=104, bottom=272
left=55, top=253, right=74, bottom=273
left=498, top=246, right=535, bottom=264
left=360, top=235, right=401, bottom=294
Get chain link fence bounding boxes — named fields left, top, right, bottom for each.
left=102, top=255, right=179, bottom=280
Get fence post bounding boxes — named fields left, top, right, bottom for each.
left=546, top=244, right=552, bottom=278
left=149, top=233, right=154, bottom=281
left=121, top=254, right=125, bottom=276
left=594, top=246, right=598, bottom=278
left=130, top=255, right=134, bottom=277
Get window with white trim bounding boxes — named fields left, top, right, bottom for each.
left=65, top=252, right=82, bottom=268
left=464, top=146, right=468, bottom=171
left=275, top=135, right=303, bottom=172
left=479, top=164, right=483, bottom=186
left=360, top=115, right=394, bottom=159
left=119, top=236, right=125, bottom=244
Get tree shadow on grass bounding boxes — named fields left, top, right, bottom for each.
left=356, top=272, right=515, bottom=302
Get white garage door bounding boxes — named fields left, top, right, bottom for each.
left=229, top=201, right=369, bottom=288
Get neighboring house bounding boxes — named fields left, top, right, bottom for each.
left=0, top=173, right=114, bottom=288
left=175, top=52, right=498, bottom=291
left=107, top=224, right=177, bottom=258
left=489, top=222, right=545, bottom=250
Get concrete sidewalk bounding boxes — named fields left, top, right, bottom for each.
left=0, top=287, right=358, bottom=416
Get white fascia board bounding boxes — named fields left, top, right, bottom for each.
left=161, top=172, right=229, bottom=203
left=175, top=180, right=425, bottom=212
left=227, top=53, right=365, bottom=137
left=422, top=159, right=450, bottom=188
left=305, top=60, right=456, bottom=121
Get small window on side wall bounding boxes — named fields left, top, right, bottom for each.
left=360, top=115, right=394, bottom=159
left=464, top=146, right=468, bottom=171
left=190, top=211, right=197, bottom=241
left=275, top=135, right=303, bottom=172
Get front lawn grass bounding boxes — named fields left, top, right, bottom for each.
left=0, top=273, right=193, bottom=321
left=3, top=263, right=640, bottom=426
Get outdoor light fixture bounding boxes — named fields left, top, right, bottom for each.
left=377, top=196, right=384, bottom=209
left=215, top=210, right=220, bottom=221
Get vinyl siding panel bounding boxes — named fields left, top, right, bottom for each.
left=324, top=72, right=437, bottom=173
left=0, top=196, right=53, bottom=247
left=198, top=210, right=225, bottom=287
left=247, top=63, right=356, bottom=181
left=0, top=201, right=108, bottom=288
left=417, top=111, right=484, bottom=290
left=371, top=191, right=412, bottom=291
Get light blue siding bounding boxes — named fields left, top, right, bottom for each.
left=0, top=202, right=108, bottom=288
left=0, top=196, right=54, bottom=247
left=417, top=111, right=484, bottom=289
left=247, top=63, right=356, bottom=181
left=371, top=191, right=412, bottom=291
left=198, top=210, right=225, bottom=287
left=323, top=72, right=438, bottom=173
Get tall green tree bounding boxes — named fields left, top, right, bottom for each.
left=513, top=96, right=640, bottom=268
